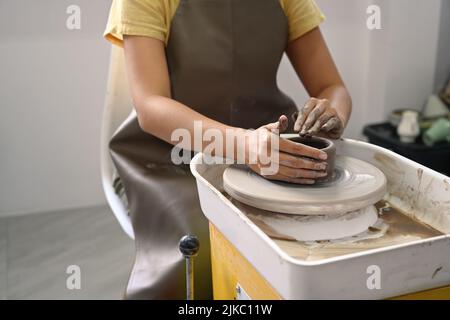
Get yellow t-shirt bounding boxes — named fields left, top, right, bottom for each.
left=104, top=0, right=325, bottom=47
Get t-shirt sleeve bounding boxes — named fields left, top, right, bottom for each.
left=281, top=0, right=325, bottom=42
left=104, top=0, right=167, bottom=47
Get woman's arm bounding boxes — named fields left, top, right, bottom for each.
left=123, top=35, right=328, bottom=183
left=123, top=35, right=233, bottom=151
left=287, top=27, right=352, bottom=138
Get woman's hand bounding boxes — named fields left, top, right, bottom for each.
left=286, top=28, right=351, bottom=139
left=243, top=115, right=328, bottom=184
left=293, top=98, right=345, bottom=139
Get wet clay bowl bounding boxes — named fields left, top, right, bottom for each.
left=288, top=136, right=336, bottom=181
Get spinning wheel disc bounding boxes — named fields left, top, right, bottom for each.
left=223, top=156, right=387, bottom=215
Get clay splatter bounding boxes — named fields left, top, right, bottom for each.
left=444, top=179, right=450, bottom=192
left=432, top=266, right=443, bottom=279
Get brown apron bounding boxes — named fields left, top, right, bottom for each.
left=109, top=0, right=297, bottom=299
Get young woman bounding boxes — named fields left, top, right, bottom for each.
left=104, top=0, right=351, bottom=299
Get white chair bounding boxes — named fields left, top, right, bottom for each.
left=100, top=45, right=135, bottom=239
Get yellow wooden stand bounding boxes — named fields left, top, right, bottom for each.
left=209, top=223, right=450, bottom=300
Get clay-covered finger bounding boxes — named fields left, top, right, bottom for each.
left=307, top=120, right=322, bottom=136
left=294, top=99, right=317, bottom=132
left=321, top=117, right=340, bottom=132
left=307, top=113, right=334, bottom=135
left=264, top=119, right=283, bottom=131
left=300, top=101, right=328, bottom=134
left=278, top=138, right=327, bottom=160
left=264, top=115, right=288, bottom=134
left=278, top=152, right=327, bottom=171
left=278, top=115, right=288, bottom=133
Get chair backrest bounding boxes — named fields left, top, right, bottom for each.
left=100, top=45, right=135, bottom=239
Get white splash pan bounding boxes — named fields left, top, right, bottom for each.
left=190, top=135, right=450, bottom=299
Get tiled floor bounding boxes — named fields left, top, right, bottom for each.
left=0, top=206, right=134, bottom=299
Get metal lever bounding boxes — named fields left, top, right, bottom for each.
left=179, top=234, right=200, bottom=300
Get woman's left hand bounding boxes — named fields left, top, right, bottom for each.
left=293, top=98, right=345, bottom=139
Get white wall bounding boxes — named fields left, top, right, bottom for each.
left=434, top=0, right=450, bottom=91
left=371, top=0, right=442, bottom=117
left=0, top=0, right=447, bottom=216
left=278, top=0, right=444, bottom=139
left=278, top=0, right=372, bottom=139
left=0, top=0, right=111, bottom=216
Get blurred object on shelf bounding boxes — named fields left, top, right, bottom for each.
left=397, top=111, right=420, bottom=143
left=388, top=94, right=449, bottom=132
left=422, top=94, right=449, bottom=119
left=423, top=118, right=450, bottom=147
left=439, top=78, right=450, bottom=106
left=418, top=118, right=435, bottom=131
left=389, top=109, right=421, bottom=127
left=363, top=123, right=450, bottom=176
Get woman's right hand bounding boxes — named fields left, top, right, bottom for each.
left=243, top=115, right=328, bottom=184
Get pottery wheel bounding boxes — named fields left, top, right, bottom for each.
left=223, top=156, right=387, bottom=215
left=241, top=204, right=380, bottom=242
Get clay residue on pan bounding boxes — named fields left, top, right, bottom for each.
left=386, top=180, right=450, bottom=234
left=276, top=200, right=443, bottom=261
left=373, top=152, right=450, bottom=234
left=373, top=153, right=404, bottom=176
left=444, top=179, right=450, bottom=192
left=228, top=194, right=443, bottom=261
left=375, top=201, right=442, bottom=238
left=417, top=168, right=424, bottom=181
left=373, top=152, right=405, bottom=195
left=250, top=218, right=297, bottom=241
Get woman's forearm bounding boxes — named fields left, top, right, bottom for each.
left=135, top=94, right=246, bottom=159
